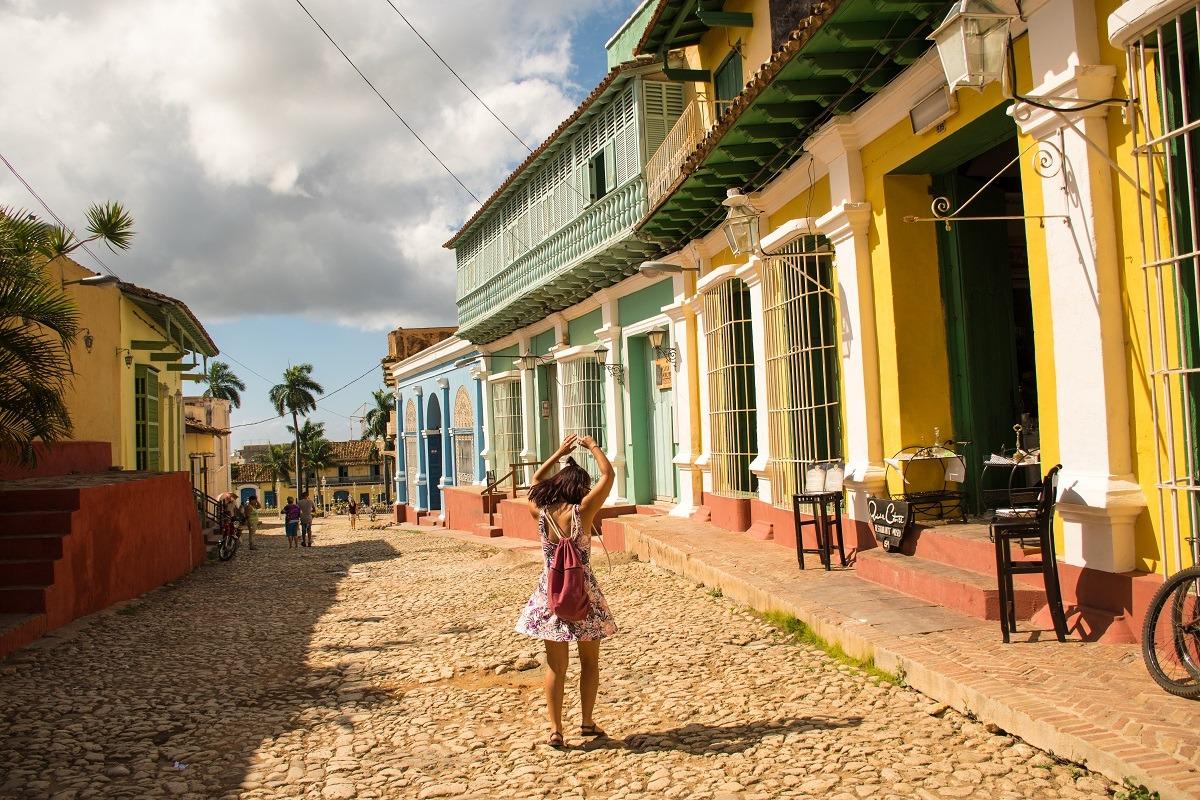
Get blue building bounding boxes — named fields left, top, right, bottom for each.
left=388, top=334, right=485, bottom=522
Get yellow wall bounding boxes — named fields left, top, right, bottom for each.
left=681, top=0, right=773, bottom=108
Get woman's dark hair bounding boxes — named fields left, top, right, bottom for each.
left=528, top=457, right=592, bottom=508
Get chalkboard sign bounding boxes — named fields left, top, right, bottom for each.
left=867, top=496, right=914, bottom=551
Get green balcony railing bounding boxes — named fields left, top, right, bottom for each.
left=457, top=177, right=647, bottom=330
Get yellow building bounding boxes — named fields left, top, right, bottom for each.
left=51, top=255, right=219, bottom=473
left=183, top=396, right=232, bottom=498
left=234, top=440, right=386, bottom=510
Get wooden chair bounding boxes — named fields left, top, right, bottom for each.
left=989, top=464, right=1069, bottom=643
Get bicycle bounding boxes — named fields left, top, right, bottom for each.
left=216, top=507, right=243, bottom=562
left=1142, top=536, right=1200, bottom=699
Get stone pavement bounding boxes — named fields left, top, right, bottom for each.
left=0, top=518, right=1118, bottom=799
left=617, top=515, right=1200, bottom=800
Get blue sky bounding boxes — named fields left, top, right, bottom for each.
left=212, top=1, right=644, bottom=449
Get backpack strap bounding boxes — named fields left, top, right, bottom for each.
left=544, top=510, right=568, bottom=543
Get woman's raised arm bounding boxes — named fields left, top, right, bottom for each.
left=530, top=434, right=579, bottom=486
left=579, top=435, right=614, bottom=514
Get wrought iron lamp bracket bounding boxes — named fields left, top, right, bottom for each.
left=652, top=345, right=680, bottom=366
left=902, top=138, right=1071, bottom=230
left=602, top=364, right=625, bottom=385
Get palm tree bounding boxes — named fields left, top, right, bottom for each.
left=269, top=364, right=323, bottom=500
left=0, top=204, right=134, bottom=465
left=287, top=419, right=333, bottom=491
left=256, top=443, right=292, bottom=508
left=201, top=361, right=246, bottom=408
left=362, top=388, right=394, bottom=504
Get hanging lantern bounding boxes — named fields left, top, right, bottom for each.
left=721, top=188, right=761, bottom=256
left=929, top=0, right=1017, bottom=93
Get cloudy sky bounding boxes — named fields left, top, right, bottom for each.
left=1, top=0, right=640, bottom=446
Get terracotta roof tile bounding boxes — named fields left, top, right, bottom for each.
left=118, top=281, right=219, bottom=355
left=330, top=440, right=378, bottom=464
left=234, top=463, right=275, bottom=484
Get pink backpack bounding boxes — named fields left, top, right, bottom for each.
left=545, top=510, right=591, bottom=622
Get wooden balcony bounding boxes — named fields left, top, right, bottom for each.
left=456, top=177, right=654, bottom=343
left=645, top=97, right=731, bottom=209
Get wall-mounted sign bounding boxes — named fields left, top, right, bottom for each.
left=655, top=357, right=673, bottom=390
left=867, top=496, right=914, bottom=551
left=540, top=400, right=551, bottom=418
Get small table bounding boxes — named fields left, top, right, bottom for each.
left=884, top=444, right=969, bottom=523
left=978, top=453, right=1042, bottom=516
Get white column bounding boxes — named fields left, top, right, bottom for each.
left=691, top=292, right=714, bottom=497
left=1011, top=0, right=1145, bottom=571
left=736, top=258, right=774, bottom=505
left=596, top=297, right=629, bottom=504
left=475, top=363, right=495, bottom=479
left=806, top=118, right=887, bottom=523
left=664, top=300, right=698, bottom=517
left=516, top=334, right=538, bottom=475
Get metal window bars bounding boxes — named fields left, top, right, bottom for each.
left=491, top=380, right=524, bottom=484
left=763, top=236, right=843, bottom=508
left=404, top=436, right=419, bottom=506
left=703, top=277, right=759, bottom=498
left=560, top=358, right=607, bottom=480
left=452, top=386, right=476, bottom=485
left=1128, top=2, right=1200, bottom=576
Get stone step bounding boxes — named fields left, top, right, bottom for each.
left=0, top=612, right=47, bottom=661
left=0, top=488, right=80, bottom=512
left=635, top=505, right=669, bottom=516
left=0, top=559, right=55, bottom=587
left=473, top=523, right=504, bottom=538
left=0, top=535, right=66, bottom=561
left=0, top=585, right=48, bottom=614
left=0, top=510, right=73, bottom=537
left=905, top=522, right=1043, bottom=577
left=856, top=548, right=1044, bottom=621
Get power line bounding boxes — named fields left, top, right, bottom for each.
left=381, top=1, right=533, bottom=154
left=292, top=0, right=484, bottom=206
left=0, top=149, right=122, bottom=280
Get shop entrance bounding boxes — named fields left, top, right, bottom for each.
left=646, top=338, right=677, bottom=502
left=933, top=136, right=1038, bottom=506
left=426, top=395, right=443, bottom=511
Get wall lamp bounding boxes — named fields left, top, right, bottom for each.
left=118, top=348, right=133, bottom=368
left=721, top=187, right=762, bottom=256
left=592, top=344, right=624, bottom=384
left=515, top=352, right=552, bottom=371
left=62, top=274, right=119, bottom=289
left=81, top=328, right=94, bottom=353
left=647, top=328, right=678, bottom=365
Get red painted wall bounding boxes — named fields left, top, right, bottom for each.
left=0, top=441, right=113, bottom=480
left=443, top=486, right=501, bottom=532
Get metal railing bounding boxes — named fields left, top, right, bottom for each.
left=456, top=177, right=647, bottom=328
left=482, top=460, right=543, bottom=527
left=193, top=487, right=220, bottom=530
left=645, top=97, right=730, bottom=209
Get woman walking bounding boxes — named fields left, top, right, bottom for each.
left=515, top=433, right=617, bottom=748
left=283, top=496, right=301, bottom=550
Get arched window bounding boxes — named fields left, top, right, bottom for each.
left=404, top=399, right=418, bottom=504
left=404, top=399, right=417, bottom=433
left=763, top=235, right=841, bottom=505
left=453, top=386, right=476, bottom=484
left=703, top=277, right=757, bottom=497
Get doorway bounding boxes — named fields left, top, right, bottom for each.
left=537, top=363, right=559, bottom=460
left=646, top=337, right=677, bottom=502
left=426, top=395, right=443, bottom=511
left=934, top=136, right=1038, bottom=505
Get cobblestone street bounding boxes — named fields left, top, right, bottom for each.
left=0, top=520, right=1119, bottom=800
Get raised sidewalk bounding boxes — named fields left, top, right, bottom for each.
left=603, top=515, right=1200, bottom=800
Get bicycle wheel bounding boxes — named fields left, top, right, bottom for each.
left=218, top=534, right=236, bottom=562
left=1142, top=564, right=1200, bottom=699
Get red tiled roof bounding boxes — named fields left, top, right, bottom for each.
left=234, top=463, right=275, bottom=484
left=185, top=418, right=229, bottom=436
left=330, top=440, right=379, bottom=464
left=118, top=281, right=219, bottom=355
left=444, top=59, right=655, bottom=249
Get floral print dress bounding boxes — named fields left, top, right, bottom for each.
left=515, top=505, right=617, bottom=642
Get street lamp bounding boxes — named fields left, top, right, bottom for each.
left=638, top=261, right=700, bottom=280
left=928, top=0, right=1018, bottom=93
left=515, top=352, right=550, bottom=371
left=721, top=188, right=762, bottom=256
left=62, top=273, right=119, bottom=289
left=592, top=344, right=624, bottom=384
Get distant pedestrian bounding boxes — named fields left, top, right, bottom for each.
left=243, top=493, right=261, bottom=550
left=515, top=434, right=617, bottom=748
left=283, top=496, right=301, bottom=549
left=298, top=491, right=316, bottom=547
left=348, top=499, right=358, bottom=530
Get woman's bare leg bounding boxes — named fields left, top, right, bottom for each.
left=577, top=640, right=600, bottom=727
left=543, top=641, right=569, bottom=736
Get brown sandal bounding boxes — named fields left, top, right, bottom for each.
left=547, top=731, right=565, bottom=747
left=580, top=724, right=607, bottom=738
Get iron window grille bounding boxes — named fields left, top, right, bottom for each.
left=404, top=400, right=419, bottom=504
left=491, top=379, right=524, bottom=478
left=452, top=386, right=476, bottom=485
left=560, top=358, right=607, bottom=479
left=763, top=236, right=842, bottom=508
left=1128, top=2, right=1200, bottom=575
left=703, top=277, right=759, bottom=498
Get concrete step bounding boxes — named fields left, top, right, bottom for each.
left=0, top=488, right=80, bottom=512
left=473, top=523, right=504, bottom=538
left=0, top=559, right=55, bottom=587
left=0, top=585, right=48, bottom=614
left=0, top=510, right=73, bottom=537
left=906, top=522, right=1044, bottom=577
left=856, top=548, right=1044, bottom=621
left=635, top=505, right=669, bottom=516
left=0, top=535, right=65, bottom=561
left=0, top=612, right=47, bottom=660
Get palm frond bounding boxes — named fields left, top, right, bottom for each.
left=85, top=202, right=135, bottom=252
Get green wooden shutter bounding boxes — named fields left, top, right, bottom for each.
left=603, top=140, right=616, bottom=192
left=145, top=368, right=160, bottom=471
left=642, top=81, right=682, bottom=160
left=715, top=50, right=744, bottom=107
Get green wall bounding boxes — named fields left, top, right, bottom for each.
left=490, top=344, right=519, bottom=372
left=624, top=336, right=652, bottom=503
left=531, top=328, right=556, bottom=356
left=618, top=280, right=673, bottom=326
left=567, top=309, right=603, bottom=345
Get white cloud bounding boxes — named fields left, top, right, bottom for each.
left=0, top=0, right=634, bottom=329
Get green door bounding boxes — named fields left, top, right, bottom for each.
left=646, top=339, right=677, bottom=501
left=934, top=172, right=1020, bottom=505
left=134, top=365, right=160, bottom=471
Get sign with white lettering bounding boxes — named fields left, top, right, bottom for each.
left=867, top=496, right=914, bottom=551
